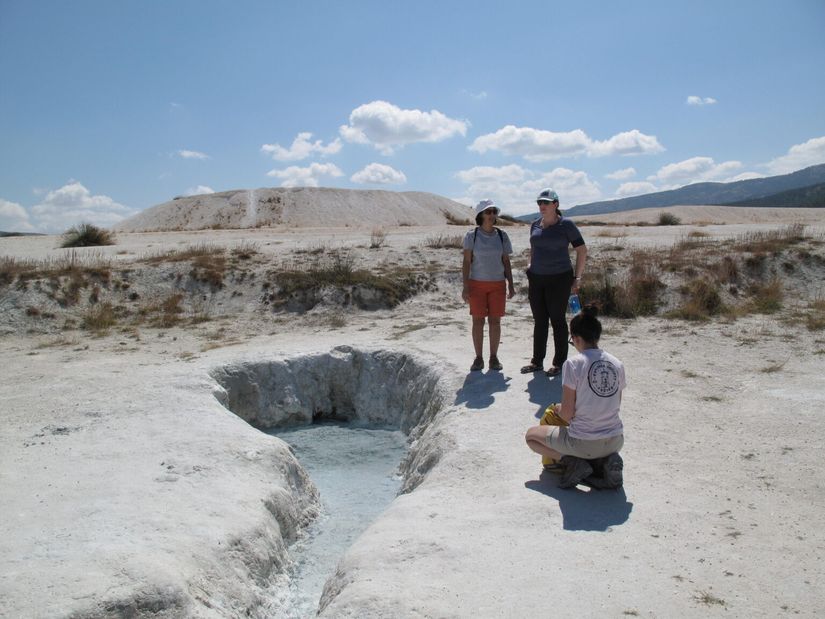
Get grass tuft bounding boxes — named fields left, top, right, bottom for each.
left=60, top=223, right=115, bottom=248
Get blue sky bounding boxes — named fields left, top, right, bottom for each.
left=1, top=0, right=824, bottom=232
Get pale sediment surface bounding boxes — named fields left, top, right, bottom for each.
left=2, top=219, right=825, bottom=617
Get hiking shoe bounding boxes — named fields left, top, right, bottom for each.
left=470, top=357, right=484, bottom=371
left=603, top=452, right=624, bottom=488
left=559, top=456, right=593, bottom=489
left=489, top=356, right=503, bottom=371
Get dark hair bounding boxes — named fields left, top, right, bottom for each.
left=475, top=211, right=497, bottom=226
left=570, top=304, right=601, bottom=344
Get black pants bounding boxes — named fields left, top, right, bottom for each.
left=527, top=269, right=574, bottom=369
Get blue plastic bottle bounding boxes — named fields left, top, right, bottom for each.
left=568, top=294, right=581, bottom=315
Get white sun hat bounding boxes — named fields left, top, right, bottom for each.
left=475, top=199, right=500, bottom=215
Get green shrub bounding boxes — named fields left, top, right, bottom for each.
left=60, top=223, right=115, bottom=248
left=657, top=212, right=682, bottom=226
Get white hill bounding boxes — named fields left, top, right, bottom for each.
left=115, top=187, right=473, bottom=232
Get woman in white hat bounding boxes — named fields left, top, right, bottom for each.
left=462, top=199, right=515, bottom=371
left=521, top=188, right=587, bottom=377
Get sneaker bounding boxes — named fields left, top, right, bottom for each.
left=559, top=456, right=593, bottom=489
left=489, top=356, right=503, bottom=371
left=470, top=357, right=484, bottom=371
left=602, top=452, right=623, bottom=488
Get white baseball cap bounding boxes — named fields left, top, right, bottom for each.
left=536, top=188, right=559, bottom=202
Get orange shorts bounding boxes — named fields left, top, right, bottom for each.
left=468, top=279, right=507, bottom=318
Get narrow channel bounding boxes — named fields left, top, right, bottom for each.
left=266, top=422, right=408, bottom=618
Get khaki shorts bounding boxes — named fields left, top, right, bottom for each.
left=468, top=279, right=506, bottom=318
left=545, top=427, right=624, bottom=459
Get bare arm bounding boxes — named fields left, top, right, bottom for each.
left=462, top=249, right=472, bottom=302
left=572, top=244, right=587, bottom=293
left=502, top=254, right=515, bottom=298
left=557, top=385, right=577, bottom=423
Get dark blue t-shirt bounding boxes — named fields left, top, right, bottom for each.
left=528, top=217, right=585, bottom=275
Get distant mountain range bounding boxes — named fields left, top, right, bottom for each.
left=563, top=163, right=825, bottom=217
left=721, top=182, right=825, bottom=208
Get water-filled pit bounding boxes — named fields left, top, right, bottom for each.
left=212, top=346, right=447, bottom=617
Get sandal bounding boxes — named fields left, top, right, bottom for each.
left=520, top=361, right=543, bottom=374
left=470, top=357, right=484, bottom=372
left=489, top=357, right=503, bottom=371
left=545, top=366, right=561, bottom=377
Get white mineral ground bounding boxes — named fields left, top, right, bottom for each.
left=1, top=200, right=824, bottom=617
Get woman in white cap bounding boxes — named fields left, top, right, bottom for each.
left=521, top=188, right=587, bottom=377
left=462, top=199, right=515, bottom=371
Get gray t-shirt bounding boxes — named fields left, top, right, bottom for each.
left=463, top=227, right=513, bottom=281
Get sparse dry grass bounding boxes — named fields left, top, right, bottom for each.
left=424, top=234, right=464, bottom=249
left=693, top=590, right=727, bottom=607
left=141, top=243, right=225, bottom=265
left=731, top=223, right=807, bottom=254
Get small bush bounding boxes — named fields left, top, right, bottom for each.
left=82, top=302, right=117, bottom=331
left=61, top=223, right=115, bottom=248
left=746, top=278, right=783, bottom=314
left=657, top=212, right=682, bottom=226
left=370, top=228, right=387, bottom=249
left=444, top=211, right=472, bottom=225
left=668, top=278, right=725, bottom=320
left=231, top=242, right=258, bottom=260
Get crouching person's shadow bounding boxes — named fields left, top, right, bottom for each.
left=524, top=470, right=633, bottom=531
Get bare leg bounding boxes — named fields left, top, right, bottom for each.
left=472, top=316, right=485, bottom=359
left=525, top=426, right=563, bottom=461
left=488, top=316, right=501, bottom=358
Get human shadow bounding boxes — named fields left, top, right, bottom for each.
left=454, top=371, right=511, bottom=409
left=524, top=469, right=633, bottom=531
left=525, top=373, right=563, bottom=420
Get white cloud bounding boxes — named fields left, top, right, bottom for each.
left=339, top=100, right=469, bottom=155
left=469, top=125, right=663, bottom=161
left=765, top=136, right=825, bottom=175
left=177, top=149, right=209, bottom=160
left=647, top=156, right=746, bottom=187
left=266, top=162, right=344, bottom=187
left=184, top=185, right=215, bottom=196
left=615, top=181, right=658, bottom=198
left=455, top=164, right=527, bottom=184
left=351, top=163, right=407, bottom=185
left=454, top=164, right=601, bottom=214
left=0, top=199, right=34, bottom=232
left=261, top=132, right=342, bottom=161
left=461, top=89, right=488, bottom=100
left=725, top=172, right=765, bottom=182
left=605, top=167, right=636, bottom=181
left=589, top=130, right=665, bottom=157
left=686, top=96, right=717, bottom=106
left=29, top=181, right=135, bottom=233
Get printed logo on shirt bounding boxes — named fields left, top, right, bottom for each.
left=588, top=360, right=620, bottom=398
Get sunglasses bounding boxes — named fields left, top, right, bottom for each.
left=483, top=210, right=497, bottom=216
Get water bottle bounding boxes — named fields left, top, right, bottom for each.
left=568, top=293, right=581, bottom=315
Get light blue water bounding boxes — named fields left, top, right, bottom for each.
left=267, top=422, right=407, bottom=618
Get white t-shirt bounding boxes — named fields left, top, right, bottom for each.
left=463, top=227, right=513, bottom=281
left=562, top=348, right=625, bottom=439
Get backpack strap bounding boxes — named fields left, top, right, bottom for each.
left=470, top=227, right=505, bottom=262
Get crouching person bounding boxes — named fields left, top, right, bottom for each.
left=525, top=305, right=625, bottom=489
